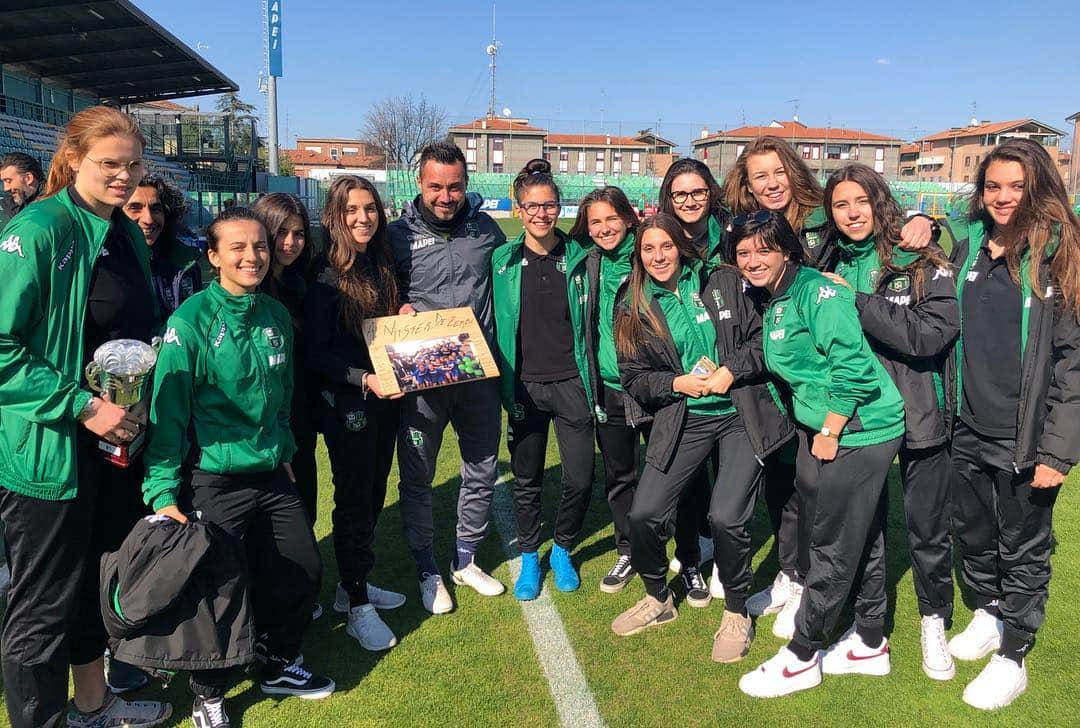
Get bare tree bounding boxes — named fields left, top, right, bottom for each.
left=362, top=94, right=447, bottom=170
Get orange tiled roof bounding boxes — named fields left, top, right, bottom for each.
left=283, top=149, right=384, bottom=168
left=900, top=143, right=920, bottom=154
left=545, top=133, right=648, bottom=147
left=917, top=119, right=1041, bottom=142
left=697, top=120, right=900, bottom=144
left=450, top=118, right=547, bottom=133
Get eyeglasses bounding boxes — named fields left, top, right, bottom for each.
left=732, top=210, right=774, bottom=226
left=84, top=156, right=146, bottom=176
left=669, top=188, right=709, bottom=205
left=520, top=201, right=559, bottom=216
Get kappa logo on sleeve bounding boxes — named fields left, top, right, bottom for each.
left=932, top=266, right=953, bottom=280
left=816, top=285, right=837, bottom=304
left=1, top=234, right=25, bottom=258
left=163, top=327, right=182, bottom=346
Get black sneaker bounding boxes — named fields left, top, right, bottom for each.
left=600, top=555, right=636, bottom=594
left=260, top=655, right=335, bottom=699
left=106, top=656, right=149, bottom=694
left=192, top=695, right=230, bottom=728
left=681, top=566, right=711, bottom=608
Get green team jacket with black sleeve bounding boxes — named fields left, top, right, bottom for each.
left=0, top=188, right=154, bottom=501
left=142, top=279, right=297, bottom=512
left=491, top=229, right=593, bottom=415
left=761, top=263, right=905, bottom=447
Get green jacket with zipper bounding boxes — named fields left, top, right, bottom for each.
left=491, top=229, right=592, bottom=415
left=0, top=188, right=154, bottom=501
left=142, top=280, right=297, bottom=511
left=761, top=263, right=905, bottom=447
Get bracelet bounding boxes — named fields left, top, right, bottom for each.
left=360, top=370, right=371, bottom=397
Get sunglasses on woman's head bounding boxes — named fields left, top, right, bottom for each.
left=731, top=210, right=774, bottom=226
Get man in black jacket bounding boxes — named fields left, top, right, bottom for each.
left=0, top=152, right=43, bottom=228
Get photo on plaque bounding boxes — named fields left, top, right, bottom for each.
left=363, top=307, right=499, bottom=396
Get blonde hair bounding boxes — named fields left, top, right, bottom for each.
left=45, top=106, right=145, bottom=196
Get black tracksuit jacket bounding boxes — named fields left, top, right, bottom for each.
left=947, top=221, right=1080, bottom=474
left=617, top=265, right=794, bottom=473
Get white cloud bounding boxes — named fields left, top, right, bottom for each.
left=876, top=58, right=891, bottom=65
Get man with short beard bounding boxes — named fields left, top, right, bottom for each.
left=0, top=153, right=44, bottom=228
left=387, top=141, right=507, bottom=613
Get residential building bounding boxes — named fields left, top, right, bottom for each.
left=690, top=120, right=903, bottom=181
left=447, top=118, right=546, bottom=174
left=911, top=119, right=1065, bottom=184
left=543, top=133, right=648, bottom=177
left=283, top=136, right=385, bottom=179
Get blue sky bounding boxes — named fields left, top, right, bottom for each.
left=134, top=0, right=1080, bottom=152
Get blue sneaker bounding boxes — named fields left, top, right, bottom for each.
left=514, top=551, right=541, bottom=601
left=550, top=544, right=580, bottom=592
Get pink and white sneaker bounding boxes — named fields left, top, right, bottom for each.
left=739, top=646, right=822, bottom=698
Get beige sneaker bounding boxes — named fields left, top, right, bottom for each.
left=611, top=592, right=678, bottom=636
left=712, top=610, right=755, bottom=663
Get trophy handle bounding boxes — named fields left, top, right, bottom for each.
left=150, top=336, right=163, bottom=353
left=84, top=361, right=104, bottom=394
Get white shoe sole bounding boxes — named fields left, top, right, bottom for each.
left=923, top=659, right=956, bottom=681
left=685, top=593, right=712, bottom=609
left=450, top=565, right=506, bottom=597
left=599, top=576, right=633, bottom=594
left=739, top=668, right=821, bottom=698
left=261, top=680, right=336, bottom=700
left=963, top=671, right=1028, bottom=710
left=772, top=619, right=795, bottom=640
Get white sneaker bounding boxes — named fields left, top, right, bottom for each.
left=334, top=582, right=406, bottom=613
left=748, top=572, right=791, bottom=617
left=822, top=626, right=891, bottom=676
left=450, top=560, right=506, bottom=597
left=668, top=535, right=714, bottom=575
left=962, top=655, right=1028, bottom=710
left=948, top=608, right=1003, bottom=661
left=920, top=615, right=955, bottom=680
left=346, top=604, right=398, bottom=651
left=772, top=581, right=804, bottom=639
left=420, top=573, right=454, bottom=614
left=709, top=562, right=725, bottom=600
left=739, top=646, right=822, bottom=698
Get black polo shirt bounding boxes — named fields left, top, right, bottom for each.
left=960, top=245, right=1022, bottom=438
left=519, top=240, right=578, bottom=382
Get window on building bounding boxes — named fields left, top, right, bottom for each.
left=964, top=175, right=970, bottom=183
left=852, top=146, right=860, bottom=159
left=343, top=146, right=359, bottom=155
left=875, top=148, right=885, bottom=161
left=596, top=151, right=605, bottom=173
left=493, top=163, right=503, bottom=173
left=964, top=155, right=971, bottom=167
left=631, top=152, right=640, bottom=175
left=577, top=151, right=586, bottom=173
left=467, top=138, right=477, bottom=149
left=466, top=149, right=476, bottom=164
left=811, top=146, right=821, bottom=160
left=803, top=145, right=811, bottom=159
left=492, top=138, right=504, bottom=151
left=467, top=163, right=477, bottom=172
left=826, top=145, right=842, bottom=160
left=559, top=149, right=568, bottom=172
left=613, top=152, right=622, bottom=174
left=330, top=147, right=339, bottom=160
left=736, top=145, right=746, bottom=157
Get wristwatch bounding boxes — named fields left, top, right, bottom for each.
left=819, top=426, right=838, bottom=439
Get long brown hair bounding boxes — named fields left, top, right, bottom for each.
left=45, top=106, right=145, bottom=196
left=824, top=163, right=948, bottom=299
left=253, top=193, right=313, bottom=274
left=723, top=136, right=822, bottom=232
left=615, top=213, right=703, bottom=357
left=321, top=175, right=399, bottom=341
left=968, top=138, right=1080, bottom=317
left=569, top=185, right=639, bottom=243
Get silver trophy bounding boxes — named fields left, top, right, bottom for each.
left=84, top=338, right=161, bottom=466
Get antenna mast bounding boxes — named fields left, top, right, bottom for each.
left=486, top=3, right=501, bottom=118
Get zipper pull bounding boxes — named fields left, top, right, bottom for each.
left=1012, top=461, right=1020, bottom=475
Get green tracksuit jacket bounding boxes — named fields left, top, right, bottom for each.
left=491, top=229, right=592, bottom=414
left=761, top=264, right=905, bottom=446
left=0, top=188, right=154, bottom=500
left=142, top=279, right=297, bottom=511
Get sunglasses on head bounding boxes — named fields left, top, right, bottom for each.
left=731, top=210, right=775, bottom=226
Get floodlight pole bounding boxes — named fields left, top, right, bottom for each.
left=268, top=74, right=279, bottom=175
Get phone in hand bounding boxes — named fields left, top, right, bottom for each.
left=690, top=356, right=718, bottom=376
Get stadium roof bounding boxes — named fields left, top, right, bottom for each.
left=0, top=0, right=238, bottom=105
left=694, top=120, right=900, bottom=145
left=916, top=119, right=1065, bottom=142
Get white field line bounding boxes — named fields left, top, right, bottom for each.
left=490, top=471, right=606, bottom=728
